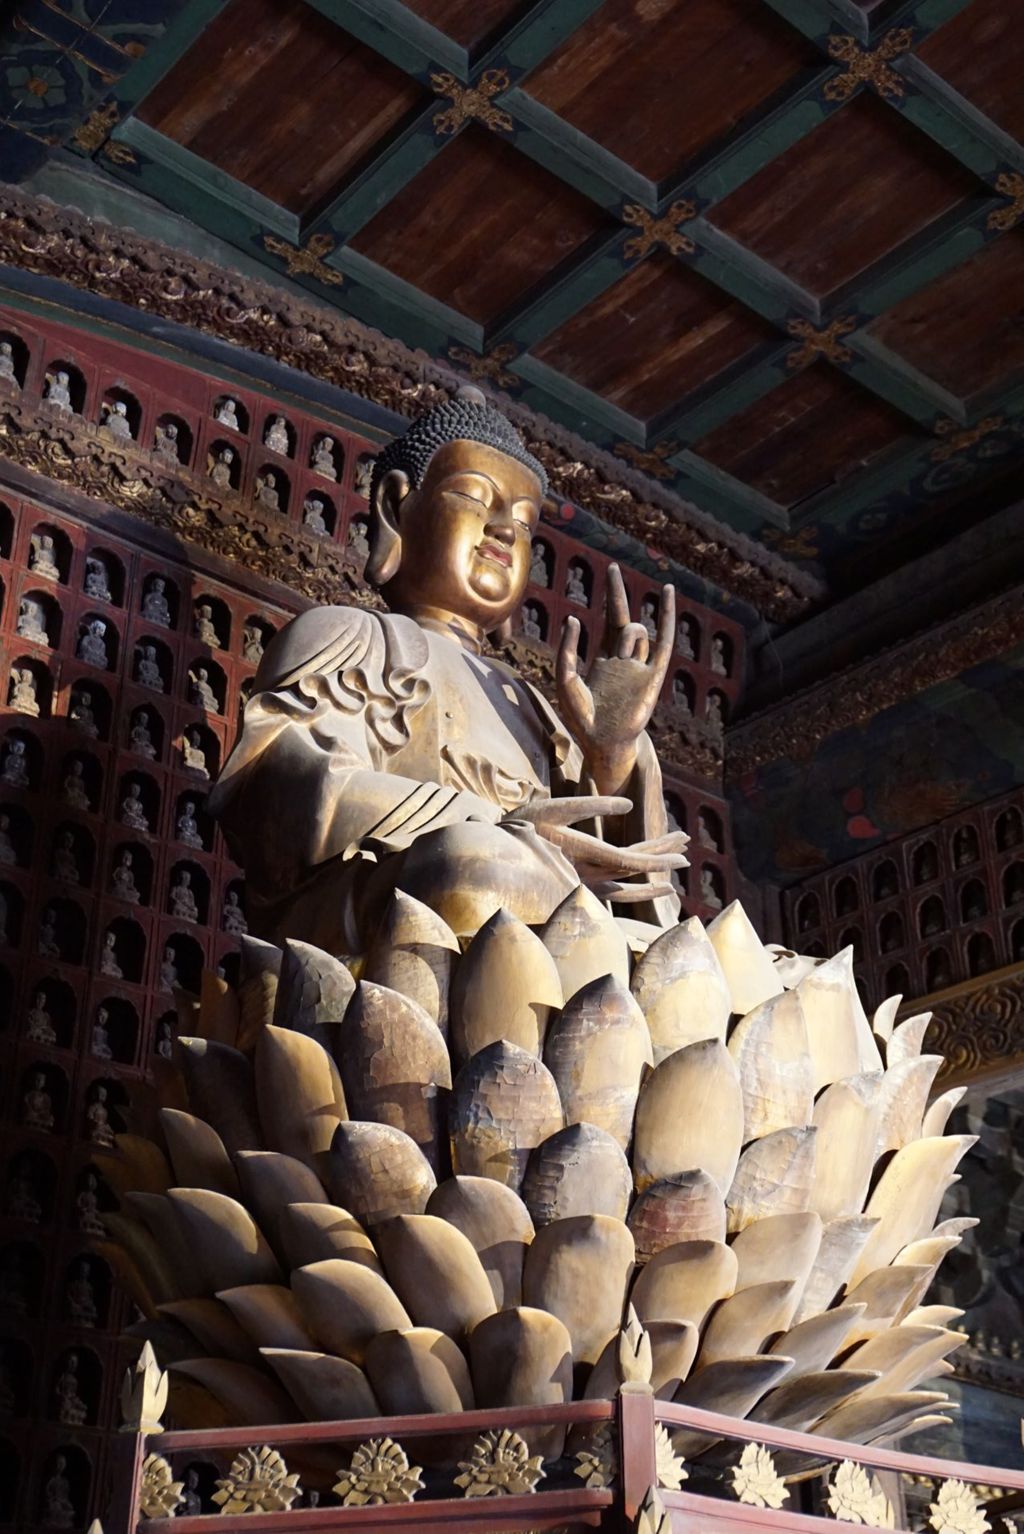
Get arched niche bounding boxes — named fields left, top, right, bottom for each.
left=2, top=726, right=43, bottom=789
left=676, top=613, right=700, bottom=663
left=23, top=975, right=77, bottom=1049
left=871, top=858, right=899, bottom=902
left=192, top=593, right=231, bottom=651
left=0, top=964, right=12, bottom=1032
left=49, top=820, right=96, bottom=887
left=7, top=656, right=52, bottom=719
left=17, top=1059, right=69, bottom=1134
left=309, top=431, right=342, bottom=481
left=83, top=546, right=125, bottom=607
left=838, top=925, right=864, bottom=962
left=167, top=859, right=210, bottom=925
left=343, top=513, right=370, bottom=569
left=27, top=521, right=72, bottom=582
left=117, top=769, right=160, bottom=836
left=710, top=632, right=733, bottom=677
left=0, top=879, right=23, bottom=948
left=153, top=412, right=192, bottom=466
left=1011, top=917, right=1024, bottom=963
left=0, top=800, right=33, bottom=866
left=670, top=670, right=694, bottom=716
left=161, top=931, right=205, bottom=995
left=220, top=878, right=247, bottom=936
left=918, top=894, right=947, bottom=938
left=1003, top=860, right=1024, bottom=909
left=0, top=1338, right=33, bottom=1417
left=883, top=962, right=910, bottom=1000
left=912, top=840, right=939, bottom=885
left=254, top=464, right=290, bottom=517
left=212, top=394, right=249, bottom=434
left=795, top=891, right=820, bottom=933
left=241, top=615, right=274, bottom=665
left=99, top=384, right=141, bottom=440
left=0, top=1240, right=46, bottom=1316
left=996, top=806, right=1023, bottom=852
left=186, top=656, right=227, bottom=715
left=68, top=678, right=112, bottom=741
left=697, top=805, right=723, bottom=853
left=261, top=411, right=295, bottom=458
left=0, top=501, right=12, bottom=558
left=952, top=823, right=980, bottom=869
left=520, top=599, right=548, bottom=644
left=16, top=587, right=62, bottom=649
left=878, top=910, right=905, bottom=954
left=925, top=946, right=954, bottom=993
left=301, top=490, right=334, bottom=537
left=82, top=1076, right=129, bottom=1147
left=354, top=450, right=376, bottom=499
left=174, top=790, right=212, bottom=853
left=153, top=1008, right=176, bottom=1061
left=967, top=930, right=996, bottom=979
left=92, top=996, right=139, bottom=1065
left=216, top=949, right=242, bottom=988
left=181, top=721, right=220, bottom=780
left=125, top=702, right=165, bottom=762
left=37, top=1444, right=91, bottom=1532
left=529, top=537, right=552, bottom=589
left=960, top=878, right=988, bottom=921
left=0, top=327, right=29, bottom=388
left=99, top=914, right=146, bottom=984
left=38, top=897, right=87, bottom=965
left=833, top=874, right=859, bottom=918
left=132, top=634, right=173, bottom=694
left=62, top=1251, right=111, bottom=1331
left=109, top=840, right=153, bottom=906
left=206, top=439, right=241, bottom=490
left=75, top=1164, right=115, bottom=1238
left=663, top=791, right=686, bottom=835
left=564, top=558, right=593, bottom=608
left=50, top=1345, right=102, bottom=1426
left=59, top=749, right=101, bottom=814
left=140, top=572, right=179, bottom=629
left=4, top=1147, right=57, bottom=1225
left=43, top=359, right=87, bottom=414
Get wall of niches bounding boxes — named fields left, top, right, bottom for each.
left=782, top=785, right=1024, bottom=1010
left=0, top=489, right=296, bottom=1532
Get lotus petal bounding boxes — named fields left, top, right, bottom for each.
left=274, top=938, right=355, bottom=1053
left=538, top=884, right=630, bottom=1001
left=756, top=1370, right=879, bottom=1433
left=728, top=990, right=814, bottom=1141
left=234, top=1151, right=328, bottom=1259
left=633, top=1039, right=742, bottom=1195
left=726, top=1126, right=817, bottom=1234
left=261, top=1348, right=378, bottom=1420
left=122, top=1193, right=198, bottom=1300
left=365, top=1327, right=474, bottom=1415
left=813, top=1389, right=950, bottom=1445
left=170, top=1358, right=296, bottom=1424
left=159, top=1298, right=260, bottom=1364
left=278, top=1202, right=381, bottom=1274
left=374, top=1214, right=496, bottom=1341
left=585, top=1319, right=698, bottom=1401
left=544, top=975, right=651, bottom=1149
left=468, top=1307, right=573, bottom=1458
left=922, top=1088, right=967, bottom=1138
left=104, top=1134, right=170, bottom=1198
left=846, top=1326, right=966, bottom=1397
left=628, top=1172, right=726, bottom=1261
left=364, top=890, right=460, bottom=1036
left=671, top=1356, right=793, bottom=1457
left=874, top=1056, right=943, bottom=1159
left=102, top=1211, right=183, bottom=1305
left=851, top=1135, right=976, bottom=1282
left=887, top=1012, right=933, bottom=1066
left=843, top=1266, right=933, bottom=1344
left=705, top=902, right=782, bottom=1015
left=769, top=1305, right=865, bottom=1374
left=199, top=969, right=240, bottom=1046
left=166, top=1188, right=281, bottom=1291
left=426, top=1176, right=534, bottom=1309
left=292, top=1259, right=412, bottom=1366
left=731, top=1212, right=822, bottom=1295
left=95, top=1240, right=160, bottom=1319
left=217, top=1284, right=318, bottom=1351
left=450, top=1040, right=562, bottom=1192
left=523, top=1214, right=635, bottom=1368
left=237, top=935, right=282, bottom=1050
left=450, top=909, right=562, bottom=1063
left=905, top=1305, right=963, bottom=1328
left=255, top=1024, right=347, bottom=1171
left=338, top=981, right=450, bottom=1173
left=794, top=1216, right=878, bottom=1324
left=809, top=1073, right=882, bottom=1221
left=796, top=950, right=882, bottom=1092
left=327, top=1121, right=436, bottom=1227
left=699, top=1280, right=798, bottom=1367
left=523, top=1123, right=632, bottom=1226
left=177, top=1038, right=262, bottom=1155
left=872, top=995, right=901, bottom=1045
left=160, top=1108, right=238, bottom=1199
left=630, top=917, right=731, bottom=1062
left=631, top=1238, right=737, bottom=1331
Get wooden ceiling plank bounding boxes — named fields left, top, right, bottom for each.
left=486, top=229, right=632, bottom=350
left=891, top=60, right=1024, bottom=181
left=652, top=346, right=811, bottom=448
left=91, top=0, right=234, bottom=127
left=305, top=0, right=462, bottom=80
left=502, top=89, right=656, bottom=208
left=477, top=0, right=610, bottom=78
left=305, top=102, right=452, bottom=246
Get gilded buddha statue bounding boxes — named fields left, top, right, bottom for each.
left=211, top=388, right=685, bottom=949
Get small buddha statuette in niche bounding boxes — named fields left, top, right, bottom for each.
left=84, top=555, right=112, bottom=603
left=29, top=531, right=60, bottom=580
left=216, top=397, right=241, bottom=431
left=177, top=798, right=205, bottom=849
left=255, top=471, right=279, bottom=513
left=22, top=1072, right=55, bottom=1132
left=76, top=618, right=109, bottom=669
left=222, top=888, right=248, bottom=934
left=9, top=669, right=39, bottom=716
left=111, top=852, right=140, bottom=904
left=120, top=783, right=150, bottom=833
left=194, top=604, right=220, bottom=649
left=141, top=577, right=172, bottom=627
left=3, top=738, right=30, bottom=784
left=303, top=496, right=328, bottom=536
left=17, top=596, right=49, bottom=645
left=101, top=399, right=132, bottom=440
left=26, top=991, right=56, bottom=1045
left=99, top=930, right=123, bottom=978
left=0, top=339, right=19, bottom=390
left=44, top=369, right=73, bottom=413
left=62, top=758, right=91, bottom=809
left=264, top=415, right=290, bottom=455
left=312, top=434, right=338, bottom=480
left=169, top=871, right=199, bottom=923
left=135, top=644, right=164, bottom=692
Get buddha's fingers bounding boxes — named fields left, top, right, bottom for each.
left=507, top=795, right=633, bottom=828
left=542, top=822, right=688, bottom=875
left=589, top=879, right=673, bottom=903
left=625, top=832, right=690, bottom=857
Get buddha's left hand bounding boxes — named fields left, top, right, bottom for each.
left=556, top=563, right=675, bottom=797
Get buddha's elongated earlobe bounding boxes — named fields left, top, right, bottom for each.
left=366, top=468, right=410, bottom=587
left=488, top=618, right=514, bottom=643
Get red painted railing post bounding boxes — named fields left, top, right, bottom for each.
left=619, top=1384, right=657, bottom=1529
left=105, top=1428, right=146, bottom=1533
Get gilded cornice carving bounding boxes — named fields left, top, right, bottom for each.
left=0, top=396, right=380, bottom=609
left=0, top=185, right=813, bottom=623
left=728, top=586, right=1024, bottom=777
left=915, top=961, right=1024, bottom=1087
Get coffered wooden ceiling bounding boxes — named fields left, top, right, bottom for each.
left=2, top=0, right=1024, bottom=605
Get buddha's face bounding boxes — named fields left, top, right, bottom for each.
left=379, top=440, right=542, bottom=630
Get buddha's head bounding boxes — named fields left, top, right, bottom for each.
left=368, top=387, right=547, bottom=638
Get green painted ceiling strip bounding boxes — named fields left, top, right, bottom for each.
left=502, top=90, right=654, bottom=209
left=479, top=0, right=608, bottom=77
left=311, top=104, right=449, bottom=246
left=894, top=63, right=1020, bottom=178
left=846, top=337, right=966, bottom=425
left=686, top=222, right=819, bottom=325
left=302, top=0, right=452, bottom=79
left=485, top=230, right=630, bottom=351
left=512, top=354, right=646, bottom=441
left=650, top=347, right=802, bottom=446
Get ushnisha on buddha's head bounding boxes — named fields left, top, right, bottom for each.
left=367, top=386, right=547, bottom=641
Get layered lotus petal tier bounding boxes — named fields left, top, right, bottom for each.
left=101, top=892, right=973, bottom=1457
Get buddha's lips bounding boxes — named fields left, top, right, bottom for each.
left=477, top=543, right=512, bottom=567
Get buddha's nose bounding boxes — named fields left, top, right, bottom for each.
left=484, top=510, right=516, bottom=546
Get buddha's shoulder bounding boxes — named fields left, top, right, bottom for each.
left=254, top=605, right=424, bottom=690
